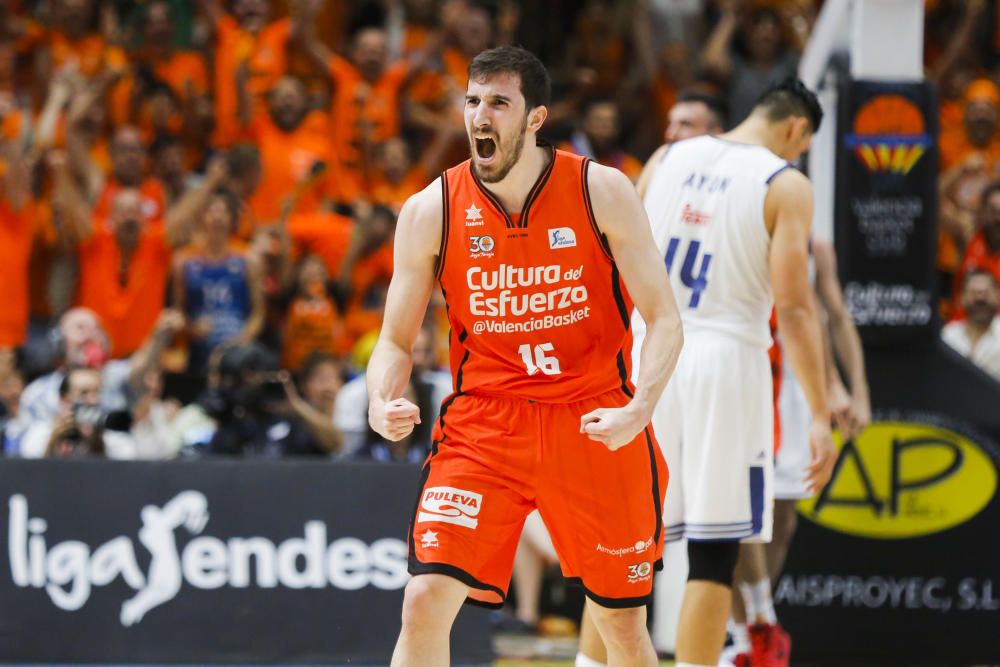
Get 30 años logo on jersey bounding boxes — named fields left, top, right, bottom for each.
left=799, top=422, right=998, bottom=539
left=469, top=235, right=495, bottom=258
left=845, top=95, right=933, bottom=175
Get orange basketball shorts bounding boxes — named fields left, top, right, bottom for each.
left=407, top=388, right=669, bottom=609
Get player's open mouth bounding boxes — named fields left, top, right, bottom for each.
left=475, top=136, right=497, bottom=162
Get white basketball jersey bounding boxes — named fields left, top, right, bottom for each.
left=637, top=135, right=790, bottom=348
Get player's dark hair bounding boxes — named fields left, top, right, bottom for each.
left=676, top=90, right=728, bottom=128
left=753, top=77, right=823, bottom=133
left=468, top=46, right=551, bottom=110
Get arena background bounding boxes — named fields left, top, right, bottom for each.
left=0, top=0, right=998, bottom=665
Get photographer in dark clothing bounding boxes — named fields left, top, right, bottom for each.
left=202, top=343, right=332, bottom=457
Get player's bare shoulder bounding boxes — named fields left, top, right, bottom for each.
left=764, top=167, right=813, bottom=235
left=396, top=177, right=445, bottom=260
left=585, top=161, right=647, bottom=242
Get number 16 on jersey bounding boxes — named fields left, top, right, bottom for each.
left=665, top=236, right=712, bottom=308
left=518, top=342, right=561, bottom=376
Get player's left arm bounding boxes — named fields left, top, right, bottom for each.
left=581, top=162, right=684, bottom=450
left=813, top=237, right=871, bottom=437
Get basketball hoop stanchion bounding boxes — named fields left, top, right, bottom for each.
left=775, top=40, right=1000, bottom=667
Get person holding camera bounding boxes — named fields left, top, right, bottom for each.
left=200, top=343, right=339, bottom=457
left=20, top=367, right=137, bottom=459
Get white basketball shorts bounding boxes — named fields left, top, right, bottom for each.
left=653, top=332, right=774, bottom=543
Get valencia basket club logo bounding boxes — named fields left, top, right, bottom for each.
left=845, top=94, right=933, bottom=175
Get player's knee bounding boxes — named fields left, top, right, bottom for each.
left=588, top=604, right=647, bottom=652
left=687, top=540, right=740, bottom=587
left=400, top=575, right=461, bottom=631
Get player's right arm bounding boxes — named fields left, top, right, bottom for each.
left=366, top=180, right=443, bottom=442
left=766, top=169, right=836, bottom=492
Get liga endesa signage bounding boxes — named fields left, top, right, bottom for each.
left=0, top=459, right=493, bottom=664
left=834, top=80, right=939, bottom=345
left=776, top=415, right=1000, bottom=665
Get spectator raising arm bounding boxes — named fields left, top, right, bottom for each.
left=0, top=134, right=30, bottom=213
left=199, top=0, right=227, bottom=29
left=127, top=309, right=186, bottom=392
left=701, top=0, right=740, bottom=82
left=65, top=72, right=124, bottom=202
left=49, top=149, right=95, bottom=244
left=34, top=66, right=77, bottom=152
left=240, top=255, right=267, bottom=345
left=930, top=0, right=988, bottom=86
left=162, top=157, right=229, bottom=248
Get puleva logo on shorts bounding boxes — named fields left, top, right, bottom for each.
left=417, top=486, right=483, bottom=529
left=799, top=421, right=998, bottom=539
left=548, top=227, right=576, bottom=249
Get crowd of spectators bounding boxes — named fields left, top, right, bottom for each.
left=0, top=0, right=997, bottom=461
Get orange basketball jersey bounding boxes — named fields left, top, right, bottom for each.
left=437, top=145, right=634, bottom=403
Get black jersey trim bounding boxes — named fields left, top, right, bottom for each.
left=645, top=427, right=663, bottom=545
left=407, top=560, right=507, bottom=609
left=616, top=349, right=632, bottom=396
left=406, top=453, right=435, bottom=564
left=610, top=262, right=630, bottom=329
left=517, top=142, right=556, bottom=228
left=454, top=348, right=471, bottom=393
left=581, top=158, right=615, bottom=261
left=563, top=560, right=662, bottom=609
left=434, top=172, right=451, bottom=279
left=470, top=168, right=515, bottom=228
left=469, top=141, right=555, bottom=229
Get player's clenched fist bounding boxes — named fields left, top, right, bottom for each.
left=369, top=396, right=422, bottom=442
left=580, top=406, right=645, bottom=451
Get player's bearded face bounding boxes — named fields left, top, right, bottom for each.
left=465, top=74, right=532, bottom=184
left=470, top=113, right=528, bottom=183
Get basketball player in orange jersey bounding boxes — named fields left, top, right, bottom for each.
left=367, top=46, right=684, bottom=666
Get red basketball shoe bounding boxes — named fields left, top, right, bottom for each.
left=748, top=622, right=791, bottom=667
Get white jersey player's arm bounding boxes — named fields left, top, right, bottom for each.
left=766, top=168, right=835, bottom=491
left=813, top=237, right=871, bottom=437
left=634, top=144, right=668, bottom=201
left=366, top=180, right=442, bottom=442
left=584, top=162, right=683, bottom=446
